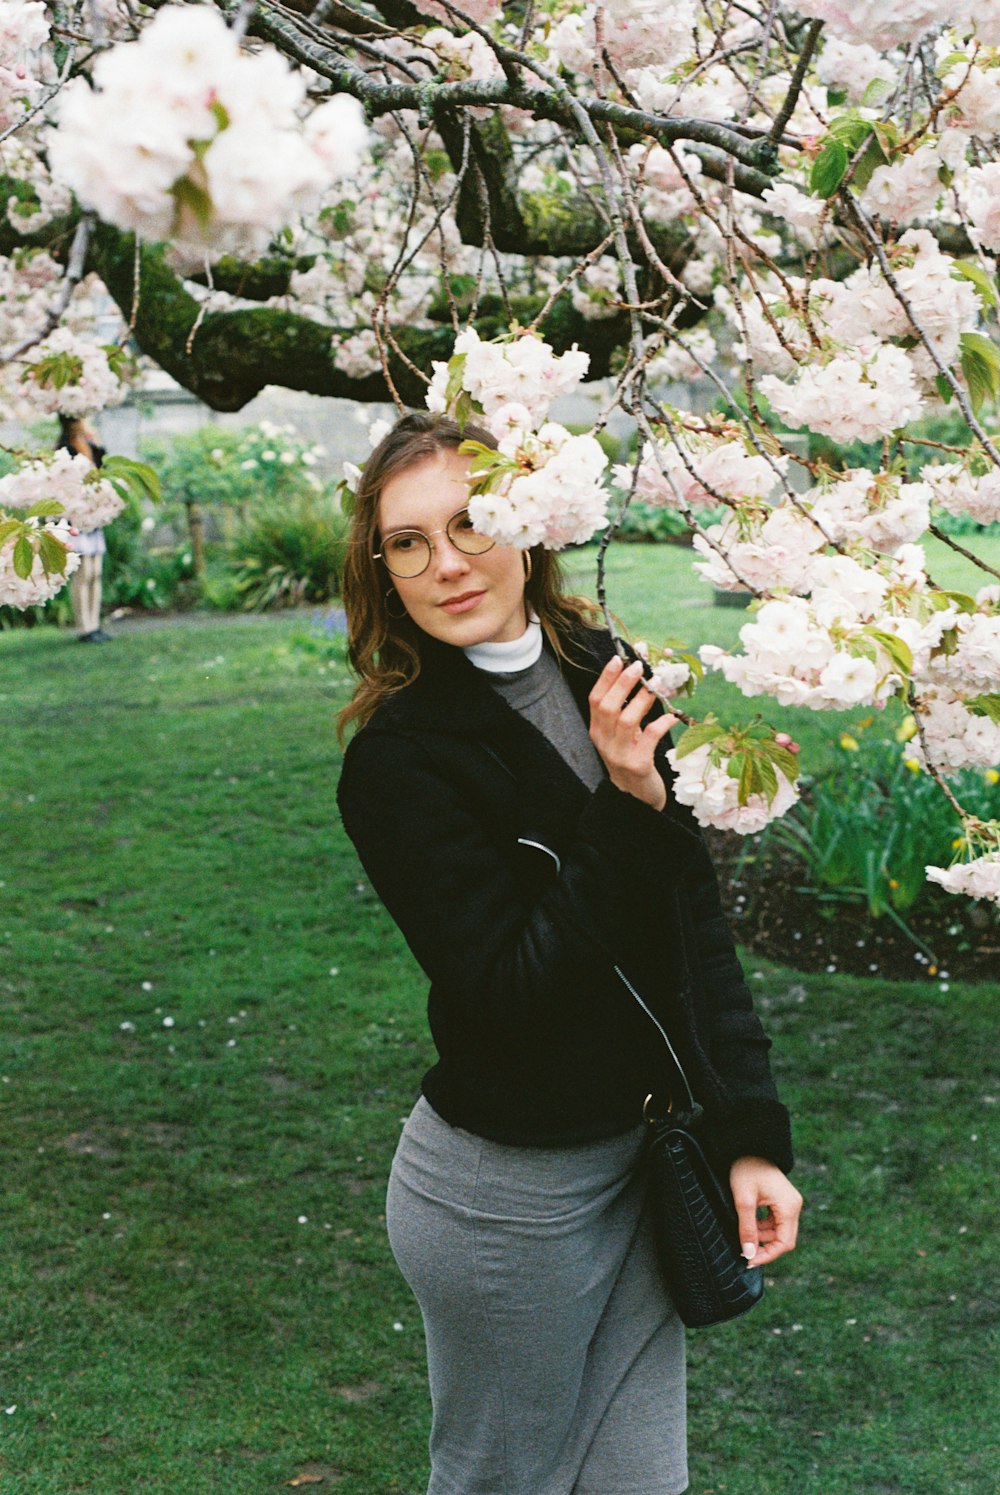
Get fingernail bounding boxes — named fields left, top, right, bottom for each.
left=625, top=660, right=642, bottom=674
left=742, top=1242, right=757, bottom=1261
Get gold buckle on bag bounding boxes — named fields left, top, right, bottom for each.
left=643, top=1092, right=674, bottom=1125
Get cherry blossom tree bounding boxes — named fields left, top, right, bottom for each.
left=2, top=0, right=1000, bottom=901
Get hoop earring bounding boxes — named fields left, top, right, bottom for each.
left=523, top=549, right=533, bottom=584
left=385, top=587, right=408, bottom=621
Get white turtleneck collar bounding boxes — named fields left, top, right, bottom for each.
left=464, top=615, right=543, bottom=674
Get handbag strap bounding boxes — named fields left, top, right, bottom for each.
left=613, top=964, right=697, bottom=1119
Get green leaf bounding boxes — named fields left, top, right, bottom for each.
left=13, top=534, right=33, bottom=580
left=21, top=350, right=84, bottom=391
left=673, top=720, right=724, bottom=759
left=951, top=262, right=998, bottom=308
left=755, top=754, right=779, bottom=803
left=810, top=139, right=849, bottom=198
left=967, top=693, right=1000, bottom=724
left=0, top=518, right=22, bottom=545
left=736, top=753, right=756, bottom=806
left=959, top=332, right=1000, bottom=415
left=960, top=330, right=1000, bottom=369
left=758, top=741, right=802, bottom=782
left=101, top=456, right=162, bottom=505
left=934, top=373, right=955, bottom=404
left=861, top=77, right=893, bottom=108
left=444, top=354, right=467, bottom=407
left=37, top=529, right=69, bottom=575
left=827, top=114, right=873, bottom=150
left=25, top=498, right=65, bottom=518
left=452, top=389, right=475, bottom=432
left=941, top=589, right=978, bottom=613
left=866, top=627, right=914, bottom=678
left=851, top=135, right=889, bottom=193
left=170, top=173, right=213, bottom=233
left=826, top=88, right=848, bottom=107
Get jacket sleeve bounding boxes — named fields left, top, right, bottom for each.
left=337, top=725, right=703, bottom=1044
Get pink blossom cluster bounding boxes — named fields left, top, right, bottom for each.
left=542, top=0, right=697, bottom=81
left=0, top=249, right=62, bottom=370
left=632, top=641, right=694, bottom=700
left=570, top=259, right=622, bottom=321
left=760, top=344, right=924, bottom=445
left=19, top=328, right=124, bottom=418
left=699, top=577, right=913, bottom=712
left=645, top=328, right=719, bottom=386
left=613, top=430, right=784, bottom=513
left=691, top=505, right=825, bottom=595
left=0, top=0, right=48, bottom=134
left=790, top=0, right=945, bottom=49
left=926, top=852, right=1000, bottom=904
left=412, top=0, right=501, bottom=23
left=922, top=601, right=1000, bottom=695
left=908, top=689, right=1000, bottom=772
left=333, top=329, right=382, bottom=381
left=666, top=740, right=800, bottom=835
left=0, top=518, right=79, bottom=609
left=923, top=463, right=1000, bottom=525
left=960, top=163, right=1000, bottom=253
left=46, top=5, right=368, bottom=260
left=861, top=136, right=965, bottom=224
left=814, top=34, right=898, bottom=104
left=418, top=28, right=504, bottom=84
left=426, top=327, right=590, bottom=424
left=0, top=449, right=124, bottom=532
left=467, top=423, right=609, bottom=549
left=808, top=470, right=932, bottom=553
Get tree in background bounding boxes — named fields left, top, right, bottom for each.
left=1, top=0, right=998, bottom=900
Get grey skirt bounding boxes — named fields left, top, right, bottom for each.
left=386, top=1096, right=687, bottom=1495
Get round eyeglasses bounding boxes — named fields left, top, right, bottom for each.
left=374, top=507, right=496, bottom=579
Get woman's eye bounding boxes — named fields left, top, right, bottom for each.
left=453, top=512, right=475, bottom=531
left=387, top=534, right=419, bottom=553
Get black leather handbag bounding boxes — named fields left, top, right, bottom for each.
left=616, top=965, right=764, bottom=1328
left=643, top=1094, right=764, bottom=1327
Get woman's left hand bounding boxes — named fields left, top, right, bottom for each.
left=729, top=1156, right=803, bottom=1269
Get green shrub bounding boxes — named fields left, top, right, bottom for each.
left=227, top=491, right=348, bottom=610
left=615, top=500, right=694, bottom=543
left=763, top=721, right=1000, bottom=946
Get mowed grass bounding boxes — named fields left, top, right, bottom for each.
left=0, top=546, right=997, bottom=1495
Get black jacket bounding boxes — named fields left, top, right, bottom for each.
left=337, top=623, right=793, bottom=1173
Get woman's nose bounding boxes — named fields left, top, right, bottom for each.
left=430, top=534, right=471, bottom=577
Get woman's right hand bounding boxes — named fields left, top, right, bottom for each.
left=588, top=656, right=677, bottom=811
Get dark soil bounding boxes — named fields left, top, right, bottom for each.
left=705, top=826, right=999, bottom=986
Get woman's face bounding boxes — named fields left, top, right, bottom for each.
left=378, top=448, right=528, bottom=648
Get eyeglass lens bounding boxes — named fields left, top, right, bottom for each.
left=380, top=509, right=495, bottom=578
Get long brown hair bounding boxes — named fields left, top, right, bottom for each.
left=337, top=411, right=599, bottom=740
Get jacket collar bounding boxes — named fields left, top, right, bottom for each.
left=369, top=622, right=619, bottom=831
left=376, top=620, right=619, bottom=741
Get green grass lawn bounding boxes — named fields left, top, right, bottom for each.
left=1, top=571, right=997, bottom=1494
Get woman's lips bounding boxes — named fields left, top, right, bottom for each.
left=439, top=591, right=485, bottom=614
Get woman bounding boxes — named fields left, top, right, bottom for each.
left=337, top=412, right=802, bottom=1495
left=57, top=413, right=111, bottom=643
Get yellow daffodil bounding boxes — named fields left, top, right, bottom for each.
left=896, top=714, right=918, bottom=743
left=840, top=733, right=860, bottom=752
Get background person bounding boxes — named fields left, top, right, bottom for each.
left=57, top=413, right=110, bottom=643
left=337, top=412, right=803, bottom=1495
